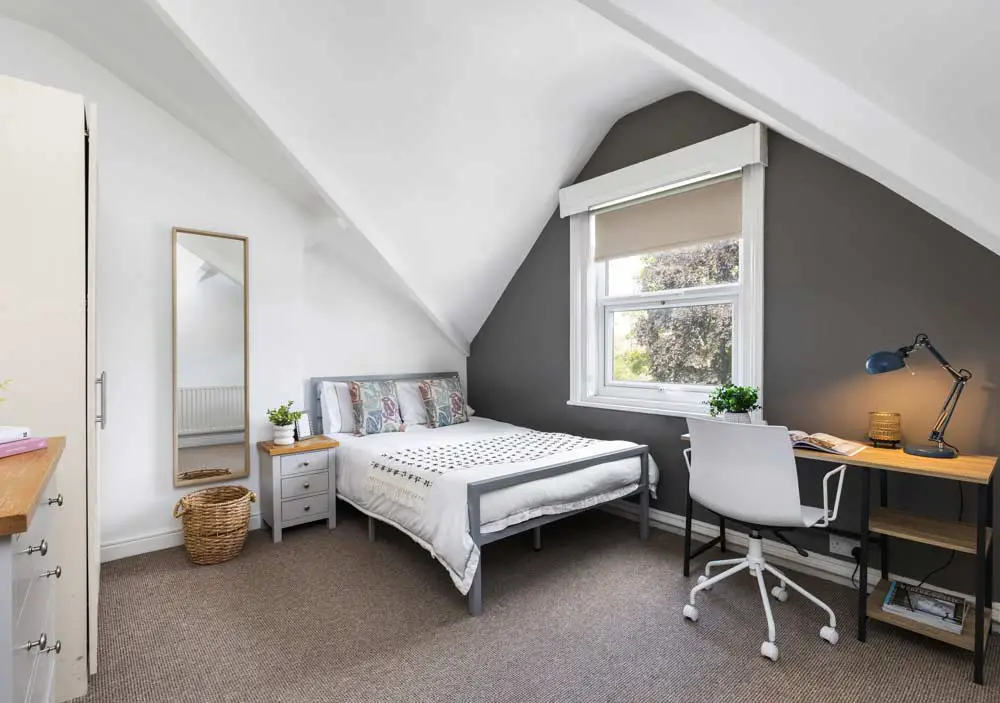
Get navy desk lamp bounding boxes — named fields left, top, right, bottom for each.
left=865, top=333, right=971, bottom=458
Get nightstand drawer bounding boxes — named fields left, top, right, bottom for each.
left=281, top=471, right=329, bottom=500
left=280, top=450, right=329, bottom=477
left=281, top=494, right=328, bottom=523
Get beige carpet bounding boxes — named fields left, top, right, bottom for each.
left=77, top=509, right=999, bottom=703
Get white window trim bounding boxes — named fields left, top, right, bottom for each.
left=564, top=124, right=767, bottom=418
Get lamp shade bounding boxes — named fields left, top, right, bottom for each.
left=866, top=350, right=906, bottom=375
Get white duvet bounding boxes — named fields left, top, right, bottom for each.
left=332, top=418, right=659, bottom=594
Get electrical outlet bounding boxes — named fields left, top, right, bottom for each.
left=829, top=534, right=861, bottom=558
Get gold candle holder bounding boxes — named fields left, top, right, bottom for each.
left=867, top=412, right=901, bottom=448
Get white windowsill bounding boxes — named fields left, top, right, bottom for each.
left=566, top=397, right=712, bottom=420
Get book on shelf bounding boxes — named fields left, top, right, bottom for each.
left=0, top=437, right=48, bottom=460
left=788, top=431, right=866, bottom=457
left=0, top=426, right=31, bottom=444
left=882, top=580, right=967, bottom=635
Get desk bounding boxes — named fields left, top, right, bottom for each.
left=680, top=434, right=997, bottom=684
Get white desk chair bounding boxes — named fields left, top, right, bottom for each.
left=681, top=418, right=847, bottom=662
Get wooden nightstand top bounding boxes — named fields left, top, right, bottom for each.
left=257, top=436, right=340, bottom=456
left=0, top=437, right=65, bottom=536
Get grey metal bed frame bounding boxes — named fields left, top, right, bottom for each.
left=309, top=373, right=651, bottom=616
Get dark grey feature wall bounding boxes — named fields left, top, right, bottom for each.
left=468, top=91, right=1000, bottom=591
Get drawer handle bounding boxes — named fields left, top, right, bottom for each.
left=23, top=539, right=48, bottom=557
left=43, top=566, right=62, bottom=579
left=24, top=633, right=47, bottom=652
left=300, top=461, right=310, bottom=467
left=48, top=494, right=64, bottom=507
left=44, top=640, right=61, bottom=655
left=303, top=483, right=310, bottom=489
left=304, top=505, right=311, bottom=512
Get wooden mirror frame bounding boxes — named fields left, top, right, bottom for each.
left=172, top=227, right=250, bottom=487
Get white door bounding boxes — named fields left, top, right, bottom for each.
left=85, top=102, right=102, bottom=677
left=0, top=74, right=90, bottom=701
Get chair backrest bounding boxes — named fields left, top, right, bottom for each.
left=687, top=418, right=803, bottom=527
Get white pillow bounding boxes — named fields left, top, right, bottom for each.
left=396, top=380, right=428, bottom=425
left=320, top=381, right=356, bottom=434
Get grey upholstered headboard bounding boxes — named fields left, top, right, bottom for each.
left=308, top=372, right=460, bottom=435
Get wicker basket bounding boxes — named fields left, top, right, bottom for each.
left=173, top=485, right=256, bottom=565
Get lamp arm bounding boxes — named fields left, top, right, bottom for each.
left=912, top=334, right=966, bottom=381
left=929, top=376, right=968, bottom=446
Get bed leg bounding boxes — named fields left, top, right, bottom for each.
left=368, top=516, right=376, bottom=543
left=468, top=564, right=483, bottom=617
left=532, top=526, right=542, bottom=551
left=639, top=487, right=650, bottom=540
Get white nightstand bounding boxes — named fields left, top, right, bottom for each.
left=257, top=436, right=340, bottom=543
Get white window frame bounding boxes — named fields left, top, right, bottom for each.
left=561, top=123, right=767, bottom=418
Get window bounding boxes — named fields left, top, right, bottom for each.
left=561, top=124, right=766, bottom=417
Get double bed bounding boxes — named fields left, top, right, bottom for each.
left=310, top=373, right=659, bottom=615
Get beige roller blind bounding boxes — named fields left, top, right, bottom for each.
left=593, top=176, right=742, bottom=262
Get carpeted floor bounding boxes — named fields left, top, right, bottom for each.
left=77, top=509, right=999, bottom=703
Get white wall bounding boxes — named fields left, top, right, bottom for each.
left=0, top=18, right=466, bottom=554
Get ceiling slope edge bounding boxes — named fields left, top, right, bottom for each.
left=577, top=0, right=1000, bottom=260
left=142, top=0, right=471, bottom=355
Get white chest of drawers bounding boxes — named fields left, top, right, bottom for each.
left=257, top=437, right=340, bottom=543
left=1, top=440, right=65, bottom=703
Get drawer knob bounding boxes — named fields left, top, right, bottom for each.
left=303, top=483, right=310, bottom=489
left=44, top=640, right=61, bottom=655
left=25, top=633, right=47, bottom=652
left=304, top=505, right=311, bottom=512
left=48, top=494, right=64, bottom=507
left=301, top=461, right=310, bottom=467
left=43, top=566, right=62, bottom=579
left=23, top=539, right=48, bottom=557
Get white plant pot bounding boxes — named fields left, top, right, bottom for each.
left=721, top=411, right=752, bottom=424
left=273, top=423, right=295, bottom=446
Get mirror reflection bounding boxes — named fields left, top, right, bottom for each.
left=173, top=228, right=249, bottom=486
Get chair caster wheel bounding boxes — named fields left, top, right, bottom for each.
left=682, top=604, right=699, bottom=622
left=770, top=586, right=788, bottom=602
left=697, top=575, right=712, bottom=590
left=760, top=641, right=779, bottom=662
left=819, top=626, right=839, bottom=645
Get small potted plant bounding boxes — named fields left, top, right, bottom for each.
left=266, top=400, right=302, bottom=446
left=705, top=384, right=760, bottom=424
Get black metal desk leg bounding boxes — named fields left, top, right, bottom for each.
left=988, top=474, right=994, bottom=610
left=858, top=467, right=871, bottom=642
left=879, top=470, right=889, bottom=580
left=719, top=516, right=727, bottom=553
left=683, top=491, right=694, bottom=578
left=975, top=482, right=987, bottom=685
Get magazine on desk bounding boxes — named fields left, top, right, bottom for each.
left=788, top=431, right=867, bottom=457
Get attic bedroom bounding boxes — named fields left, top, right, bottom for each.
left=1, top=2, right=998, bottom=702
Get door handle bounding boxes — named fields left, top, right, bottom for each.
left=96, top=371, right=107, bottom=429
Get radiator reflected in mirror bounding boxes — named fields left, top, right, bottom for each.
left=172, top=228, right=249, bottom=487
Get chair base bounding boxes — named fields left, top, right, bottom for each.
left=682, top=533, right=839, bottom=661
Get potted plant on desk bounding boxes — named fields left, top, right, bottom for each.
left=267, top=401, right=302, bottom=446
left=706, top=384, right=760, bottom=424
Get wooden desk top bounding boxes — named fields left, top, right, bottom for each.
left=257, top=436, right=340, bottom=456
left=680, top=434, right=997, bottom=484
left=0, top=437, right=65, bottom=537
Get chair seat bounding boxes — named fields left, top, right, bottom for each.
left=801, top=505, right=828, bottom=527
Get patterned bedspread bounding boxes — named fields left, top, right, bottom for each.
left=365, top=431, right=599, bottom=510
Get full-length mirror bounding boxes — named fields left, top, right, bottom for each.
left=173, top=227, right=249, bottom=487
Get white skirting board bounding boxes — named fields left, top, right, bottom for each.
left=603, top=500, right=1000, bottom=623
left=100, top=513, right=262, bottom=562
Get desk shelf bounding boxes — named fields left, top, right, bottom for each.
left=867, top=580, right=991, bottom=652
left=869, top=507, right=993, bottom=555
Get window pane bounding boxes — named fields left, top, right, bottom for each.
left=611, top=304, right=733, bottom=386
left=606, top=238, right=740, bottom=297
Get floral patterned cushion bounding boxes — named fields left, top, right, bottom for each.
left=349, top=380, right=405, bottom=436
left=418, top=376, right=469, bottom=428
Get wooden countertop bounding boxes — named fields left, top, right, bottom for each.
left=257, top=436, right=340, bottom=456
left=0, top=437, right=65, bottom=537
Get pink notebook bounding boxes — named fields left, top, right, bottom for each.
left=0, top=437, right=48, bottom=459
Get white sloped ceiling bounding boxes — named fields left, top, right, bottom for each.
left=149, top=0, right=684, bottom=352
